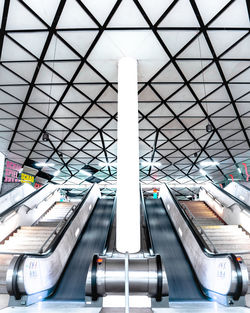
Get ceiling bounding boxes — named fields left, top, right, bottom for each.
left=0, top=0, right=249, bottom=197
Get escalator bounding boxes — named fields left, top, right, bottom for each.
left=0, top=184, right=115, bottom=306
left=145, top=198, right=205, bottom=301
left=155, top=184, right=248, bottom=306
left=50, top=198, right=114, bottom=301
left=180, top=200, right=250, bottom=305
left=0, top=202, right=75, bottom=255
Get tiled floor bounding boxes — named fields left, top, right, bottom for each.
left=0, top=301, right=249, bottom=313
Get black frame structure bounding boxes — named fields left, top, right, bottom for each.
left=0, top=0, right=249, bottom=197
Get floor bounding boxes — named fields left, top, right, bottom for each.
left=0, top=301, right=249, bottom=313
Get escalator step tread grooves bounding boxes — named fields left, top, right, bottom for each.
left=48, top=198, right=114, bottom=301
left=145, top=199, right=204, bottom=301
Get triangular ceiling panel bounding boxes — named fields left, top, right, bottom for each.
left=9, top=32, right=48, bottom=58
left=159, top=0, right=199, bottom=27
left=208, top=30, right=248, bottom=56
left=179, top=34, right=213, bottom=59
left=210, top=0, right=250, bottom=28
left=0, top=65, right=26, bottom=84
left=1, top=36, right=36, bottom=61
left=6, top=0, right=46, bottom=30
left=74, top=64, right=105, bottom=83
left=137, top=0, right=173, bottom=24
left=195, top=0, right=230, bottom=25
left=108, top=0, right=148, bottom=27
left=4, top=62, right=38, bottom=82
left=158, top=30, right=198, bottom=56
left=57, top=0, right=97, bottom=28
left=58, top=30, right=98, bottom=57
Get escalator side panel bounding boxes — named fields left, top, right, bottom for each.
left=145, top=199, right=204, bottom=301
left=50, top=198, right=114, bottom=301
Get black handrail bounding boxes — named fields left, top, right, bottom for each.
left=212, top=183, right=250, bottom=212
left=140, top=185, right=155, bottom=256
left=6, top=185, right=98, bottom=299
left=165, top=184, right=244, bottom=300
left=0, top=184, right=48, bottom=220
left=102, top=196, right=116, bottom=255
left=4, top=184, right=94, bottom=259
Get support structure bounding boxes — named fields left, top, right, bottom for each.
left=116, top=57, right=140, bottom=253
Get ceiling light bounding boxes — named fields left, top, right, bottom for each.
left=200, top=169, right=207, bottom=176
left=206, top=124, right=213, bottom=132
left=200, top=161, right=219, bottom=167
left=141, top=161, right=161, bottom=167
left=54, top=170, right=60, bottom=176
left=237, top=168, right=241, bottom=173
left=42, top=132, right=49, bottom=142
left=80, top=170, right=92, bottom=177
left=99, top=162, right=117, bottom=167
left=35, top=162, right=55, bottom=167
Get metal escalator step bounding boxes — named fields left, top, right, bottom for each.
left=17, top=228, right=54, bottom=233
left=202, top=225, right=239, bottom=228
left=0, top=248, right=40, bottom=253
left=20, top=226, right=55, bottom=230
left=35, top=222, right=59, bottom=225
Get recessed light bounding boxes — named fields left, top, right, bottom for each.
left=200, top=161, right=219, bottom=167
left=99, top=162, right=117, bottom=167
left=54, top=170, right=60, bottom=176
left=141, top=161, right=161, bottom=167
left=200, top=169, right=207, bottom=176
left=80, top=170, right=92, bottom=177
left=35, top=162, right=55, bottom=167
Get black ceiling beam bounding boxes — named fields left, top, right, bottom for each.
left=0, top=0, right=10, bottom=59
left=24, top=0, right=122, bottom=163
left=133, top=0, right=241, bottom=185
left=246, top=0, right=250, bottom=19
left=8, top=0, right=67, bottom=151
left=189, top=0, right=250, bottom=149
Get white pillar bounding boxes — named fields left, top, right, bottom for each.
left=116, top=57, right=140, bottom=253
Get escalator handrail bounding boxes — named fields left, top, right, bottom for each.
left=140, top=186, right=155, bottom=256
left=4, top=184, right=94, bottom=258
left=211, top=183, right=250, bottom=213
left=102, top=196, right=117, bottom=255
left=0, top=184, right=48, bottom=222
left=164, top=183, right=244, bottom=300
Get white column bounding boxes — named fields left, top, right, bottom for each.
left=116, top=57, right=140, bottom=253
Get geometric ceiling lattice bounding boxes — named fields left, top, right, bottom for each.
left=0, top=0, right=249, bottom=198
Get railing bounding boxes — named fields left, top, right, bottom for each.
left=0, top=186, right=93, bottom=257
left=0, top=184, right=48, bottom=223
left=180, top=202, right=218, bottom=254
left=213, top=183, right=250, bottom=212
left=200, top=186, right=227, bottom=211
left=102, top=197, right=116, bottom=255
left=38, top=204, right=77, bottom=253
left=163, top=184, right=246, bottom=301
left=140, top=185, right=155, bottom=256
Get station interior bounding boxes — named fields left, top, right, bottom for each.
left=0, top=0, right=250, bottom=312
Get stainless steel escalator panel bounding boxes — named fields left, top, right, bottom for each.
left=159, top=184, right=249, bottom=304
left=5, top=184, right=101, bottom=302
